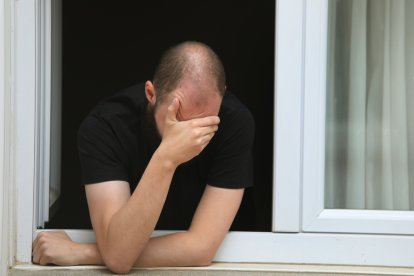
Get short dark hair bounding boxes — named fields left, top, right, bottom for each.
left=152, top=41, right=226, bottom=102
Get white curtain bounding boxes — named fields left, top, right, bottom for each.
left=325, top=0, right=414, bottom=210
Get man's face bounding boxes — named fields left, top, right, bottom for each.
left=153, top=79, right=222, bottom=136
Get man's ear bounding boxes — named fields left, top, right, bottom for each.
left=145, top=81, right=157, bottom=106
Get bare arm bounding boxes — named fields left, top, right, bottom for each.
left=86, top=161, right=174, bottom=273
left=82, top=98, right=219, bottom=273
left=134, top=185, right=244, bottom=267
left=33, top=98, right=221, bottom=273
left=33, top=185, right=243, bottom=267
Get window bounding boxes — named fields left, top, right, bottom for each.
left=301, top=0, right=414, bottom=235
left=46, top=0, right=275, bottom=232
left=10, top=0, right=414, bottom=267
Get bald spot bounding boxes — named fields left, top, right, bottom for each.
left=174, top=42, right=222, bottom=106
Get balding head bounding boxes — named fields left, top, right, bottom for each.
left=152, top=41, right=226, bottom=104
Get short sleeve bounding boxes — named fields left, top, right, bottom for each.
left=77, top=115, right=129, bottom=185
left=207, top=107, right=255, bottom=189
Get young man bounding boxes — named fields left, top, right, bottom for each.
left=32, top=41, right=254, bottom=274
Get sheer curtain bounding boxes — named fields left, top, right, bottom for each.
left=325, top=0, right=414, bottom=210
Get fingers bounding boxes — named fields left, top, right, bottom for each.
left=32, top=232, right=49, bottom=264
left=196, top=130, right=216, bottom=150
left=166, top=98, right=180, bottom=122
left=32, top=231, right=66, bottom=265
left=32, top=246, right=40, bottom=264
left=192, top=122, right=218, bottom=151
left=197, top=125, right=219, bottom=137
left=32, top=233, right=42, bottom=264
left=190, top=116, right=220, bottom=127
left=32, top=236, right=44, bottom=264
left=39, top=254, right=51, bottom=266
left=195, top=132, right=215, bottom=154
left=201, top=131, right=216, bottom=145
left=32, top=233, right=39, bottom=251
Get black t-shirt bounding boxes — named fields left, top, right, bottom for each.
left=78, top=83, right=254, bottom=229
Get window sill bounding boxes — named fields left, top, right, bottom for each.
left=10, top=263, right=414, bottom=276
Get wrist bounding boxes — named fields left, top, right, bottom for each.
left=77, top=243, right=104, bottom=265
left=153, top=147, right=178, bottom=171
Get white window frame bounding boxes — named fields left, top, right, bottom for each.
left=35, top=0, right=53, bottom=229
left=35, top=0, right=62, bottom=229
left=15, top=0, right=38, bottom=263
left=272, top=0, right=304, bottom=233
left=300, top=0, right=414, bottom=235
left=7, top=0, right=414, bottom=268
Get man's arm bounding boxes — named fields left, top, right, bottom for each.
left=32, top=185, right=243, bottom=267
left=77, top=98, right=219, bottom=274
left=134, top=185, right=243, bottom=266
left=85, top=167, right=172, bottom=273
left=32, top=98, right=226, bottom=272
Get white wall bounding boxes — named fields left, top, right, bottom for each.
left=0, top=0, right=6, bottom=270
left=1, top=0, right=15, bottom=274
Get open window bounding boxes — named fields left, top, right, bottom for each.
left=37, top=0, right=275, bottom=231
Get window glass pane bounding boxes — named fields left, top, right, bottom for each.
left=325, top=0, right=414, bottom=210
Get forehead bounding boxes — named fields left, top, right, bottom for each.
left=170, top=81, right=222, bottom=120
left=180, top=97, right=221, bottom=121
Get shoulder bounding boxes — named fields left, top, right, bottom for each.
left=93, top=83, right=146, bottom=120
left=77, top=83, right=148, bottom=159
left=78, top=83, right=146, bottom=135
left=77, top=84, right=148, bottom=185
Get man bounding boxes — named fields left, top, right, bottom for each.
left=32, top=41, right=254, bottom=273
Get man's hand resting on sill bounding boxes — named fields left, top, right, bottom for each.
left=32, top=231, right=100, bottom=266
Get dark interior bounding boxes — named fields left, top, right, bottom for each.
left=46, top=0, right=275, bottom=231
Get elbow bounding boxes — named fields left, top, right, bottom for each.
left=98, top=238, right=148, bottom=273
left=193, top=253, right=214, bottom=267
left=103, top=249, right=137, bottom=274
left=193, top=257, right=213, bottom=267
left=191, top=243, right=216, bottom=267
left=105, top=258, right=133, bottom=274
left=100, top=240, right=146, bottom=273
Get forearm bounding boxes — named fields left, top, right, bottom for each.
left=76, top=243, right=104, bottom=265
left=135, top=232, right=212, bottom=267
left=75, top=232, right=212, bottom=267
left=99, top=150, right=176, bottom=267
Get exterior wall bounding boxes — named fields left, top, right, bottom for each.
left=1, top=0, right=15, bottom=274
